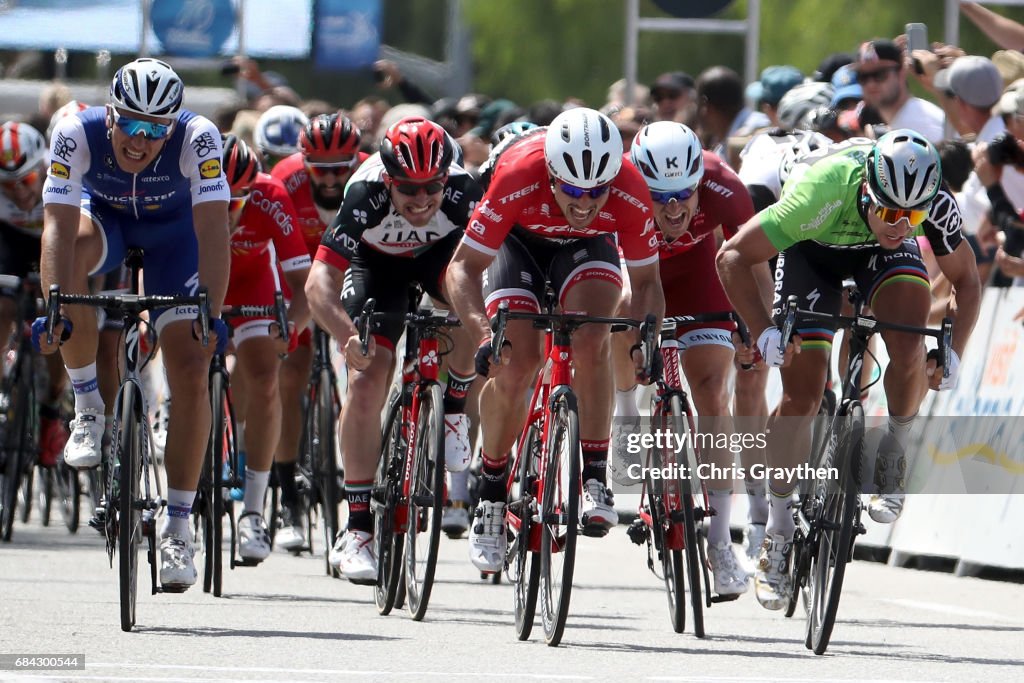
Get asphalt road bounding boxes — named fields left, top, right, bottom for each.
left=1, top=504, right=1023, bottom=683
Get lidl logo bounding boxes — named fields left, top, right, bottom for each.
left=50, top=161, right=70, bottom=179
left=199, top=159, right=221, bottom=179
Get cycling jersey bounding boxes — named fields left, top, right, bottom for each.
left=270, top=150, right=370, bottom=257
left=41, top=106, right=227, bottom=332
left=759, top=142, right=963, bottom=256
left=315, top=153, right=481, bottom=273
left=230, top=173, right=309, bottom=274
left=461, top=134, right=659, bottom=268
left=656, top=150, right=753, bottom=259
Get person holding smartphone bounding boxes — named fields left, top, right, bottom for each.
left=853, top=38, right=945, bottom=143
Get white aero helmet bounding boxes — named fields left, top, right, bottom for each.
left=777, top=82, right=834, bottom=130
left=778, top=129, right=831, bottom=184
left=0, top=121, right=47, bottom=181
left=866, top=128, right=942, bottom=209
left=544, top=107, right=622, bottom=188
left=254, top=105, right=309, bottom=159
left=109, top=58, right=183, bottom=119
left=630, top=121, right=704, bottom=192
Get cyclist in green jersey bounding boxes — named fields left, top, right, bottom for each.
left=717, top=129, right=980, bottom=610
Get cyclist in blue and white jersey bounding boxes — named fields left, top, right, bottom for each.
left=37, top=58, right=230, bottom=592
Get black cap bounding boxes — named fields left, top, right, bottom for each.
left=651, top=71, right=695, bottom=97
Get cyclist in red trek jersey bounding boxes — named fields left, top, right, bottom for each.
left=614, top=121, right=770, bottom=598
left=269, top=113, right=367, bottom=550
left=445, top=107, right=665, bottom=573
left=221, top=135, right=311, bottom=564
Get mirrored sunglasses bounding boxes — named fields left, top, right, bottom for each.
left=112, top=109, right=173, bottom=140
left=557, top=181, right=611, bottom=199
left=872, top=203, right=928, bottom=227
left=393, top=178, right=446, bottom=196
left=305, top=158, right=358, bottom=179
left=650, top=186, right=697, bottom=204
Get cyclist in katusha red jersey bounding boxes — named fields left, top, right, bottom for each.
left=445, top=108, right=665, bottom=573
left=221, top=135, right=311, bottom=564
left=269, top=112, right=366, bottom=550
left=613, top=121, right=771, bottom=598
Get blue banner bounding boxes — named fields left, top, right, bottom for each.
left=313, top=0, right=381, bottom=71
left=151, top=0, right=236, bottom=58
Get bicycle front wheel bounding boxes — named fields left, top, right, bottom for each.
left=806, top=400, right=863, bottom=654
left=57, top=462, right=81, bottom=533
left=404, top=382, right=445, bottom=621
left=509, top=421, right=541, bottom=641
left=210, top=372, right=231, bottom=597
left=117, top=383, right=143, bottom=632
left=647, top=394, right=685, bottom=634
left=373, top=394, right=404, bottom=615
left=539, top=392, right=581, bottom=647
left=313, top=368, right=341, bottom=576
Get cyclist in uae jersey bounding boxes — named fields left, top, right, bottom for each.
left=717, top=129, right=980, bottom=611
left=221, top=135, right=311, bottom=564
left=269, top=112, right=365, bottom=551
left=306, top=117, right=481, bottom=585
left=37, top=58, right=230, bottom=592
left=445, top=107, right=665, bottom=573
left=612, top=122, right=766, bottom=597
left=0, top=121, right=70, bottom=467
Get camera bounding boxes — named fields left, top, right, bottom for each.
left=987, top=132, right=1024, bottom=167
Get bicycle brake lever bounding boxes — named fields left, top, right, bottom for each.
left=779, top=295, right=799, bottom=358
left=45, top=283, right=61, bottom=345
left=359, top=298, right=376, bottom=356
left=733, top=312, right=753, bottom=370
left=492, top=301, right=510, bottom=365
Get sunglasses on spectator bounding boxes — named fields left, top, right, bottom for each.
left=111, top=108, right=174, bottom=140
left=872, top=202, right=929, bottom=227
left=229, top=192, right=250, bottom=213
left=305, top=158, right=358, bottom=179
left=650, top=185, right=697, bottom=204
left=392, top=177, right=446, bottom=196
left=1, top=169, right=41, bottom=191
left=554, top=181, right=611, bottom=199
left=856, top=66, right=899, bottom=85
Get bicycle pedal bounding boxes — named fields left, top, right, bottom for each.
left=158, top=584, right=189, bottom=594
left=626, top=519, right=648, bottom=546
left=710, top=593, right=741, bottom=604
left=235, top=557, right=263, bottom=567
left=580, top=523, right=609, bottom=538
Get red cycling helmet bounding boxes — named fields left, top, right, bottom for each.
left=379, top=116, right=452, bottom=182
left=300, top=112, right=361, bottom=157
left=221, top=134, right=260, bottom=193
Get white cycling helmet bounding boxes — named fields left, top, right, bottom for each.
left=866, top=129, right=942, bottom=209
left=544, top=107, right=622, bottom=188
left=777, top=82, right=834, bottom=130
left=778, top=130, right=831, bottom=184
left=109, top=58, right=183, bottom=119
left=254, top=105, right=309, bottom=159
left=0, top=121, right=47, bottom=180
left=630, top=121, right=704, bottom=192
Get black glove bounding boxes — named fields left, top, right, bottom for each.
left=475, top=337, right=511, bottom=377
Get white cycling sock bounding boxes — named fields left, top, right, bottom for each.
left=707, top=488, right=733, bottom=545
left=449, top=468, right=470, bottom=504
left=745, top=478, right=769, bottom=526
left=887, top=414, right=915, bottom=450
left=160, top=488, right=196, bottom=538
left=615, top=388, right=640, bottom=418
left=766, top=485, right=795, bottom=539
left=243, top=469, right=270, bottom=515
left=66, top=362, right=104, bottom=413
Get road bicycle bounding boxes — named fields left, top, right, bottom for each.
left=496, top=295, right=654, bottom=646
left=43, top=248, right=214, bottom=632
left=777, top=291, right=951, bottom=654
left=360, top=293, right=455, bottom=621
left=626, top=311, right=749, bottom=637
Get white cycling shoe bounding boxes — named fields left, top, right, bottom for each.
left=64, top=409, right=105, bottom=469
left=468, top=500, right=506, bottom=573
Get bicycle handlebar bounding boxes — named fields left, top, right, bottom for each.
left=358, top=298, right=375, bottom=356
left=780, top=294, right=952, bottom=379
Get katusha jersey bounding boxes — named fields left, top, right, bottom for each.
left=270, top=150, right=370, bottom=257
left=315, top=153, right=481, bottom=272
left=42, top=106, right=228, bottom=216
left=462, top=134, right=658, bottom=268
left=230, top=172, right=310, bottom=275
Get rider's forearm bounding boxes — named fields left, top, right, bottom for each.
left=196, top=224, right=230, bottom=317
left=283, top=269, right=312, bottom=332
left=40, top=204, right=81, bottom=296
left=947, top=271, right=981, bottom=357
left=627, top=276, right=665, bottom=325
left=717, top=248, right=774, bottom=337
left=445, top=261, right=490, bottom=345
left=305, top=262, right=357, bottom=343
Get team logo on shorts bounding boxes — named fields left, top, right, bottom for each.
left=50, top=161, right=70, bottom=179
left=199, top=159, right=221, bottom=179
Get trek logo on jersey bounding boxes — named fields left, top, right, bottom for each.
left=499, top=182, right=540, bottom=205
left=49, top=161, right=70, bottom=179
left=199, top=159, right=221, bottom=179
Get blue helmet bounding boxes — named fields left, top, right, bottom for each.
left=490, top=121, right=538, bottom=147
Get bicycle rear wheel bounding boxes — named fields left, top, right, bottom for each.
left=373, top=394, right=404, bottom=615
left=806, top=400, right=863, bottom=654
left=313, top=369, right=341, bottom=575
left=539, top=392, right=581, bottom=647
left=404, top=383, right=445, bottom=621
left=646, top=396, right=685, bottom=634
left=1, top=364, right=32, bottom=541
left=57, top=463, right=81, bottom=533
left=509, top=422, right=541, bottom=641
left=117, top=383, right=143, bottom=632
left=674, top=399, right=705, bottom=639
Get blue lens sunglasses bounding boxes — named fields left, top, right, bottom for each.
left=110, top=108, right=174, bottom=140
left=554, top=180, right=611, bottom=199
left=649, top=186, right=697, bottom=204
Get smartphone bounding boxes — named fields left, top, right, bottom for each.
left=906, top=23, right=928, bottom=53
left=220, top=61, right=241, bottom=77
